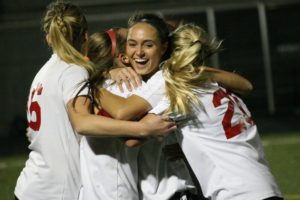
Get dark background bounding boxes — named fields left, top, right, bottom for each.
left=0, top=0, right=299, bottom=154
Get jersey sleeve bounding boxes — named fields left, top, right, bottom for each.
left=148, top=96, right=170, bottom=114
left=132, top=70, right=165, bottom=108
left=61, top=65, right=89, bottom=104
left=104, top=79, right=133, bottom=98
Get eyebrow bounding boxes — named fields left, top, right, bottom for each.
left=127, top=39, right=155, bottom=43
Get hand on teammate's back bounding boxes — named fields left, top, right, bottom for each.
left=139, top=113, right=176, bottom=138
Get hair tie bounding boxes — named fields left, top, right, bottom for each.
left=106, top=28, right=116, bottom=58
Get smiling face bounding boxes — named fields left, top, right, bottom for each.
left=126, top=22, right=167, bottom=81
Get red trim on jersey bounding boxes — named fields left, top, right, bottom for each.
left=97, top=109, right=112, bottom=118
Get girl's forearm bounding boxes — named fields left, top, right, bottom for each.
left=203, top=66, right=253, bottom=95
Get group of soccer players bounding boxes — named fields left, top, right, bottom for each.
left=14, top=1, right=283, bottom=200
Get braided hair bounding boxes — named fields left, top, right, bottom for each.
left=42, top=1, right=94, bottom=75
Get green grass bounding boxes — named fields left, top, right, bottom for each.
left=262, top=132, right=300, bottom=200
left=0, top=154, right=27, bottom=200
left=1, top=132, right=299, bottom=200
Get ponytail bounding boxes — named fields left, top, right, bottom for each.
left=42, top=2, right=94, bottom=75
left=163, top=24, right=222, bottom=114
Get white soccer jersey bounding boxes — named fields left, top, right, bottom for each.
left=139, top=70, right=282, bottom=200
left=137, top=136, right=195, bottom=200
left=179, top=86, right=282, bottom=200
left=15, top=54, right=89, bottom=200
left=134, top=71, right=196, bottom=200
left=79, top=80, right=140, bottom=200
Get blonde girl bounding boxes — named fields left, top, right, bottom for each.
left=162, top=23, right=282, bottom=200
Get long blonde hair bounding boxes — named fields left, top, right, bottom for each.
left=163, top=24, right=222, bottom=114
left=42, top=2, right=94, bottom=75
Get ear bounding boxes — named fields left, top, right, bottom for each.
left=119, top=53, right=130, bottom=65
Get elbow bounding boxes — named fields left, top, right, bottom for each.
left=114, top=111, right=130, bottom=120
left=125, top=139, right=143, bottom=147
left=244, top=81, right=254, bottom=94
left=114, top=108, right=135, bottom=120
left=70, top=116, right=91, bottom=136
left=72, top=122, right=88, bottom=136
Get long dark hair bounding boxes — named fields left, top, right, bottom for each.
left=73, top=28, right=126, bottom=111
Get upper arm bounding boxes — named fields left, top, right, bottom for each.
left=67, top=96, right=93, bottom=134
left=67, top=96, right=146, bottom=137
left=99, top=72, right=165, bottom=120
left=99, top=88, right=151, bottom=120
left=205, top=66, right=253, bottom=95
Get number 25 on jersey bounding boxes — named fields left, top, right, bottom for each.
left=213, top=89, right=254, bottom=139
left=27, top=83, right=43, bottom=131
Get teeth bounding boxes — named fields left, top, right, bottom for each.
left=135, top=58, right=147, bottom=62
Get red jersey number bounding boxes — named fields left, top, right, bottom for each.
left=213, top=89, right=254, bottom=139
left=28, top=83, right=43, bottom=131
